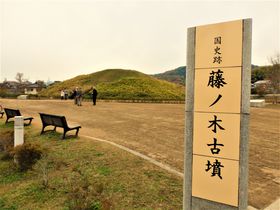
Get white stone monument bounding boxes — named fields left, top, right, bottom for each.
left=14, top=116, right=24, bottom=147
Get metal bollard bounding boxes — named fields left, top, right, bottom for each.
left=14, top=116, right=24, bottom=147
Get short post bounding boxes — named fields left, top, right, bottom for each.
left=14, top=116, right=24, bottom=147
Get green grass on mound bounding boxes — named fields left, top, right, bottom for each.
left=0, top=122, right=183, bottom=210
left=39, top=69, right=185, bottom=100
left=96, top=77, right=185, bottom=100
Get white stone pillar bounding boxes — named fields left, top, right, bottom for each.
left=14, top=116, right=24, bottom=147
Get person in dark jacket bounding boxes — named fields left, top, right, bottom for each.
left=64, top=90, right=68, bottom=100
left=72, top=87, right=78, bottom=105
left=92, top=87, right=98, bottom=106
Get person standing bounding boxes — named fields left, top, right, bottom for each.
left=76, top=88, right=83, bottom=106
left=64, top=90, right=68, bottom=100
left=92, top=87, right=98, bottom=106
left=60, top=90, right=65, bottom=100
left=73, top=87, right=78, bottom=105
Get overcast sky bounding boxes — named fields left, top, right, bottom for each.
left=0, top=0, right=279, bottom=82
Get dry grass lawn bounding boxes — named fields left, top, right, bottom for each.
left=0, top=99, right=279, bottom=209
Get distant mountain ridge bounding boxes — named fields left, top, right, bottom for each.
left=153, top=66, right=186, bottom=85
left=39, top=69, right=185, bottom=100
left=154, top=64, right=260, bottom=85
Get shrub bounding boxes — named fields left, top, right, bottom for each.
left=0, top=130, right=14, bottom=152
left=66, top=171, right=114, bottom=210
left=256, top=84, right=269, bottom=97
left=12, top=143, right=43, bottom=171
left=34, top=154, right=52, bottom=188
left=0, top=90, right=18, bottom=98
left=0, top=151, right=14, bottom=161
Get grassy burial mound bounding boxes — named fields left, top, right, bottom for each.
left=39, top=69, right=185, bottom=101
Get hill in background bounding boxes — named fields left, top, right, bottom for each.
left=154, top=64, right=260, bottom=86
left=153, top=66, right=186, bottom=86
left=39, top=69, right=185, bottom=100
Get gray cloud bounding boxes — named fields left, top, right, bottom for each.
left=1, top=0, right=279, bottom=82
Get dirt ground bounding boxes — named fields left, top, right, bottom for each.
left=0, top=99, right=279, bottom=209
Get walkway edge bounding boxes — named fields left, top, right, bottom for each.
left=81, top=135, right=261, bottom=210
left=264, top=198, right=280, bottom=210
left=81, top=135, right=184, bottom=178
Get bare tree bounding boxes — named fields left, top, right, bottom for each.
left=15, top=72, right=24, bottom=83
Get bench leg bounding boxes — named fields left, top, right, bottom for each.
left=5, top=117, right=10, bottom=124
left=62, top=128, right=80, bottom=140
left=27, top=119, right=32, bottom=126
left=62, top=130, right=67, bottom=140
left=40, top=125, right=46, bottom=135
left=75, top=128, right=80, bottom=137
left=24, top=119, right=32, bottom=126
left=53, top=126, right=57, bottom=131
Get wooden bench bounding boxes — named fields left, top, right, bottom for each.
left=39, top=113, right=81, bottom=139
left=4, top=108, right=33, bottom=125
